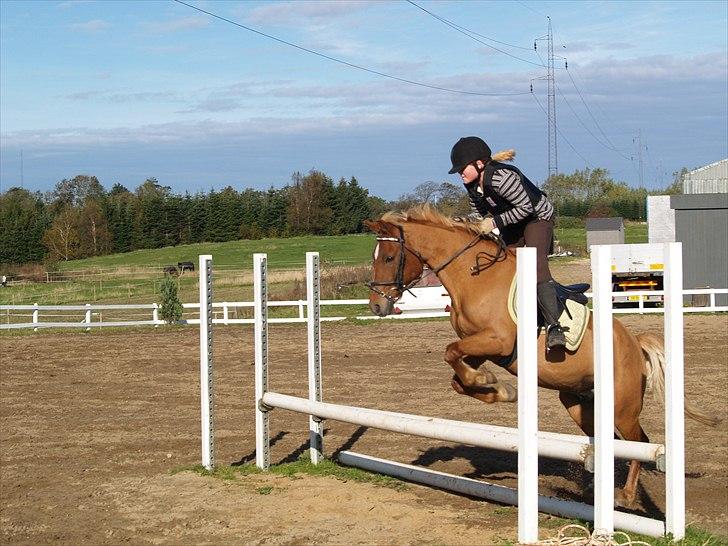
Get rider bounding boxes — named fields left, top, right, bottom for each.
left=448, top=136, right=566, bottom=350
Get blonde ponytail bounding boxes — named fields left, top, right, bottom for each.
left=491, top=149, right=516, bottom=162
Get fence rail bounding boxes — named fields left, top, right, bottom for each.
left=1, top=288, right=726, bottom=330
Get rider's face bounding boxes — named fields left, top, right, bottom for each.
left=459, top=161, right=482, bottom=184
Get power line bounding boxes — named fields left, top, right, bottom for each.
left=406, top=0, right=537, bottom=53
left=564, top=68, right=621, bottom=152
left=173, top=0, right=530, bottom=97
left=532, top=92, right=593, bottom=169
left=516, top=0, right=547, bottom=18
left=555, top=82, right=632, bottom=160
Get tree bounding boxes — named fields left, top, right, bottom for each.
left=0, top=188, right=50, bottom=263
left=78, top=200, right=112, bottom=257
left=286, top=170, right=335, bottom=235
left=42, top=207, right=81, bottom=261
left=159, top=275, right=183, bottom=324
left=52, top=175, right=105, bottom=208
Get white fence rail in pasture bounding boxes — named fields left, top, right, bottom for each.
left=1, top=287, right=726, bottom=330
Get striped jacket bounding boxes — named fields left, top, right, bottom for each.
left=464, top=162, right=554, bottom=230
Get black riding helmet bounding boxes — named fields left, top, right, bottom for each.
left=448, top=136, right=492, bottom=174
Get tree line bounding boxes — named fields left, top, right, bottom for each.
left=0, top=166, right=685, bottom=265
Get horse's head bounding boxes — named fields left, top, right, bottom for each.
left=363, top=219, right=424, bottom=317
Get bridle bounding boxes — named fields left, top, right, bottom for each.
left=366, top=224, right=505, bottom=303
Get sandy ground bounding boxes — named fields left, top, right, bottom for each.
left=1, top=309, right=727, bottom=545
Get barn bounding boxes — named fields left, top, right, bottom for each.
left=585, top=217, right=625, bottom=249
left=647, top=159, right=728, bottom=305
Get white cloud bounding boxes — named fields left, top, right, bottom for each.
left=71, top=19, right=110, bottom=32
left=142, top=16, right=209, bottom=34
left=245, top=1, right=374, bottom=25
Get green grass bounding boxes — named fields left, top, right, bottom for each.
left=55, top=233, right=377, bottom=271
left=173, top=455, right=407, bottom=491
left=2, top=223, right=648, bottom=306
left=555, top=221, right=647, bottom=254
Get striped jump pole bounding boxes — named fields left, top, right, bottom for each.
left=199, top=254, right=214, bottom=470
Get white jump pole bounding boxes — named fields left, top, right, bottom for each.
left=306, top=252, right=324, bottom=464
left=664, top=242, right=685, bottom=540
left=254, top=253, right=270, bottom=469
left=591, top=245, right=615, bottom=533
left=199, top=254, right=214, bottom=470
left=517, top=247, right=539, bottom=544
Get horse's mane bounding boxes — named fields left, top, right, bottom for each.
left=381, top=204, right=482, bottom=235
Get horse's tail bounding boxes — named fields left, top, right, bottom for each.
left=637, top=332, right=720, bottom=427
left=492, top=149, right=516, bottom=162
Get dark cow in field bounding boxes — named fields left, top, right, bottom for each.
left=163, top=265, right=179, bottom=276
left=178, top=261, right=195, bottom=272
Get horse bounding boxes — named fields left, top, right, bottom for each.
left=363, top=204, right=716, bottom=509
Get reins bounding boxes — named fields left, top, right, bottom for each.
left=366, top=224, right=509, bottom=302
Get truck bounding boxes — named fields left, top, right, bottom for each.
left=609, top=243, right=664, bottom=305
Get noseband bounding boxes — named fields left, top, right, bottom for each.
left=366, top=225, right=493, bottom=303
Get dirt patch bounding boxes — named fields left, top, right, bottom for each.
left=1, top=313, right=727, bottom=544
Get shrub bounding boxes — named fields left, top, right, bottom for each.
left=159, top=275, right=183, bottom=324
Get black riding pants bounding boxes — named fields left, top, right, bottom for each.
left=504, top=219, right=554, bottom=283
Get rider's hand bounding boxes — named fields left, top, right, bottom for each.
left=478, top=217, right=495, bottom=234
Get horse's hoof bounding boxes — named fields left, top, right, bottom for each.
left=497, top=382, right=518, bottom=403
left=614, top=490, right=638, bottom=510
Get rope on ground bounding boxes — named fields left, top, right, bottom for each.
left=533, top=524, right=652, bottom=545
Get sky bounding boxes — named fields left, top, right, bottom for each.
left=1, top=0, right=726, bottom=200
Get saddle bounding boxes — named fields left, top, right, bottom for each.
left=507, top=278, right=591, bottom=352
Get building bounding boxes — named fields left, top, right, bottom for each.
left=682, top=158, right=728, bottom=194
left=586, top=217, right=624, bottom=249
left=646, top=158, right=728, bottom=304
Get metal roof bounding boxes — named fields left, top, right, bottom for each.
left=585, top=217, right=624, bottom=231
left=683, top=158, right=728, bottom=194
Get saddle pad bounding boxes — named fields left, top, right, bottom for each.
left=506, top=274, right=590, bottom=352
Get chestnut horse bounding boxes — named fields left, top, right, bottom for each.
left=364, top=205, right=715, bottom=509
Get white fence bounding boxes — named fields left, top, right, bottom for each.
left=1, top=287, right=726, bottom=330
left=238, top=247, right=684, bottom=541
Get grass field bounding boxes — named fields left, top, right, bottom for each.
left=1, top=223, right=648, bottom=307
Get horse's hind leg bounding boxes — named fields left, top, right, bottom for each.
left=560, top=392, right=649, bottom=510
left=614, top=417, right=649, bottom=510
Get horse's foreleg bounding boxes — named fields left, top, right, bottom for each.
left=445, top=334, right=516, bottom=402
left=451, top=375, right=516, bottom=404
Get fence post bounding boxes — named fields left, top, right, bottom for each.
left=299, top=301, right=304, bottom=320
left=199, top=255, right=214, bottom=470
left=33, top=303, right=39, bottom=332
left=223, top=302, right=229, bottom=325
left=307, top=252, right=324, bottom=464
left=516, top=247, right=538, bottom=544
left=254, top=253, right=270, bottom=470
left=591, top=245, right=615, bottom=534
left=664, top=243, right=685, bottom=540
left=85, top=303, right=92, bottom=332
left=152, top=303, right=159, bottom=327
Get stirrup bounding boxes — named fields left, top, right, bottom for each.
left=546, top=324, right=566, bottom=349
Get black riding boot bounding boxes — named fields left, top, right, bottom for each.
left=537, top=280, right=566, bottom=350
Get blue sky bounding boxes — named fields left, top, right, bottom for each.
left=1, top=0, right=726, bottom=199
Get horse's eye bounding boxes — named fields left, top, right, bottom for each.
left=384, top=255, right=394, bottom=263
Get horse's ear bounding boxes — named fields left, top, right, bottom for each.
left=364, top=219, right=386, bottom=234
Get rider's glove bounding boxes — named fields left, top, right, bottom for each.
left=477, top=217, right=495, bottom=234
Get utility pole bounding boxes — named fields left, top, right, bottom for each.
left=535, top=18, right=558, bottom=178
left=633, top=129, right=644, bottom=188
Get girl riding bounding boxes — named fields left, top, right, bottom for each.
left=448, top=136, right=566, bottom=350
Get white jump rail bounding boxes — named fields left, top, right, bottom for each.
left=243, top=249, right=684, bottom=541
